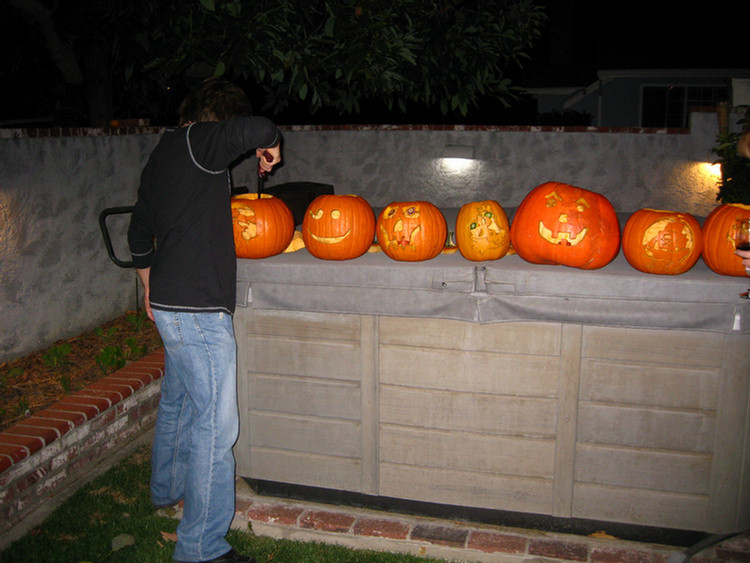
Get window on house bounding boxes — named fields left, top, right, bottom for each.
left=641, top=85, right=728, bottom=128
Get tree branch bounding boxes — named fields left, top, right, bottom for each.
left=5, top=0, right=84, bottom=85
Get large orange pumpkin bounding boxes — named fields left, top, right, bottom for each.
left=231, top=193, right=295, bottom=258
left=302, top=194, right=376, bottom=260
left=510, top=182, right=620, bottom=270
left=701, top=203, right=750, bottom=276
left=455, top=200, right=511, bottom=261
left=376, top=201, right=447, bottom=261
left=622, top=209, right=703, bottom=275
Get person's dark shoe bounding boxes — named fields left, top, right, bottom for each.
left=175, top=549, right=256, bottom=563
left=154, top=501, right=182, bottom=508
left=154, top=501, right=181, bottom=518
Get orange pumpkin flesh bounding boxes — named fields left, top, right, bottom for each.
left=376, top=201, right=447, bottom=261
left=622, top=209, right=703, bottom=275
left=456, top=200, right=510, bottom=261
left=231, top=193, right=295, bottom=259
left=701, top=203, right=750, bottom=277
left=510, top=182, right=620, bottom=270
left=302, top=194, right=376, bottom=260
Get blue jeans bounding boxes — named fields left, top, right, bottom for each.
left=151, top=310, right=239, bottom=562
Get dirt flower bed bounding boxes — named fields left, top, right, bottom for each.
left=0, top=311, right=162, bottom=432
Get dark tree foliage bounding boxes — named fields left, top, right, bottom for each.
left=714, top=135, right=750, bottom=205
left=1, top=0, right=546, bottom=126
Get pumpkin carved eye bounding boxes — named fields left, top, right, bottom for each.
left=311, top=209, right=324, bottom=220
left=545, top=190, right=564, bottom=207
left=575, top=198, right=590, bottom=212
left=330, top=209, right=341, bottom=219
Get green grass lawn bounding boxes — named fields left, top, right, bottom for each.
left=1, top=447, right=441, bottom=563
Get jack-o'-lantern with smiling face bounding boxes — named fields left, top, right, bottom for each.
left=510, top=182, right=620, bottom=269
left=376, top=201, right=447, bottom=261
left=302, top=194, right=376, bottom=260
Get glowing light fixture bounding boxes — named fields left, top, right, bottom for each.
left=699, top=162, right=721, bottom=181
left=443, top=144, right=474, bottom=160
left=441, top=144, right=475, bottom=173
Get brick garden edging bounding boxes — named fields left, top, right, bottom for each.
left=234, top=492, right=750, bottom=563
left=0, top=348, right=164, bottom=542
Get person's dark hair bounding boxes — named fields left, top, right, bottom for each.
left=178, top=78, right=253, bottom=124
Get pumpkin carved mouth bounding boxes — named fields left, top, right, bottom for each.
left=381, top=221, right=421, bottom=247
left=310, top=229, right=352, bottom=244
left=538, top=221, right=589, bottom=246
left=469, top=213, right=502, bottom=241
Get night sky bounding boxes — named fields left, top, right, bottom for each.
left=520, top=1, right=747, bottom=88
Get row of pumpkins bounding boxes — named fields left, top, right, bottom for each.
left=231, top=181, right=750, bottom=277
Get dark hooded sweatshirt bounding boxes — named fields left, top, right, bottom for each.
left=127, top=117, right=280, bottom=315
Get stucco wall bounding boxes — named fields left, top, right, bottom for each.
left=0, top=110, right=732, bottom=361
left=1, top=132, right=161, bottom=361
left=243, top=111, right=726, bottom=215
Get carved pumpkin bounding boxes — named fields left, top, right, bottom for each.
left=231, top=193, right=295, bottom=258
left=701, top=203, right=750, bottom=276
left=455, top=200, right=511, bottom=261
left=302, top=194, right=376, bottom=260
left=510, top=182, right=620, bottom=269
left=376, top=201, right=447, bottom=261
left=622, top=209, right=703, bottom=275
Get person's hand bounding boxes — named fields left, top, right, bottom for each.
left=136, top=267, right=155, bottom=322
left=736, top=248, right=750, bottom=270
left=257, top=145, right=281, bottom=174
left=143, top=287, right=154, bottom=322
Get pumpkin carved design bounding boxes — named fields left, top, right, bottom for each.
left=231, top=193, right=295, bottom=259
left=622, top=209, right=702, bottom=275
left=701, top=203, right=750, bottom=277
left=376, top=201, right=447, bottom=261
left=510, top=182, right=620, bottom=269
left=302, top=194, right=376, bottom=260
left=455, top=200, right=510, bottom=261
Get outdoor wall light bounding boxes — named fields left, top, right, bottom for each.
left=441, top=144, right=475, bottom=174
left=700, top=161, right=721, bottom=181
left=443, top=144, right=475, bottom=160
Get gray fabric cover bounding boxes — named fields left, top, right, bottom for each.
left=236, top=209, right=750, bottom=334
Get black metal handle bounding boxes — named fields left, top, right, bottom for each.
left=99, top=206, right=135, bottom=268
